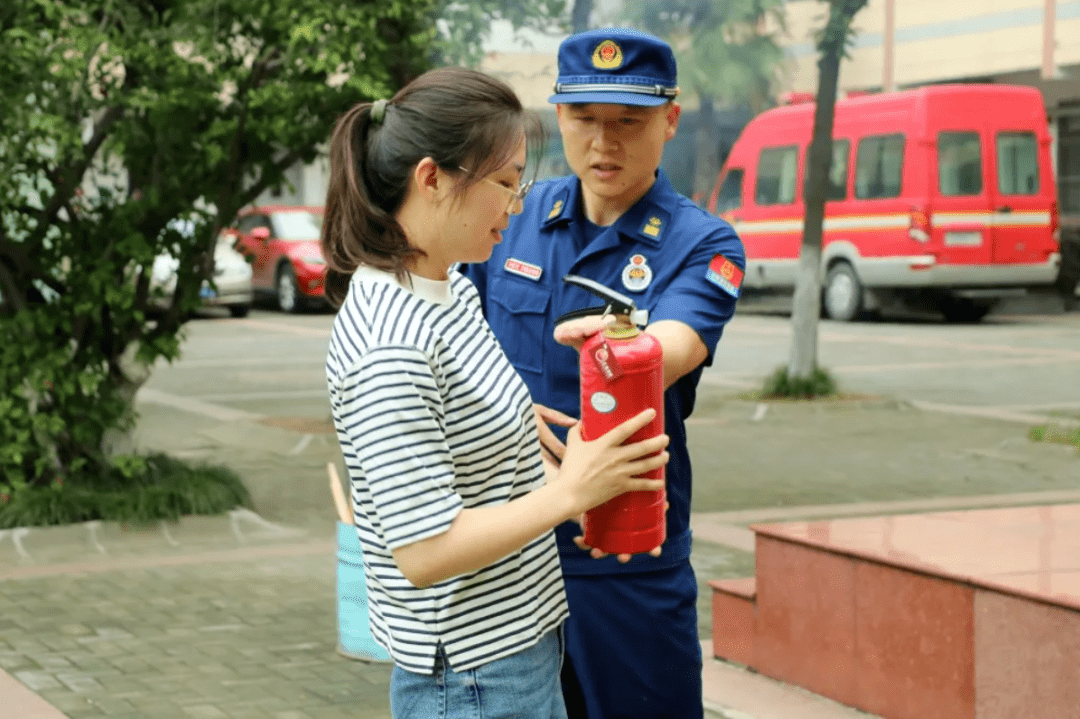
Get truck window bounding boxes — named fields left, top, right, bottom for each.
left=755, top=146, right=798, bottom=205
left=715, top=169, right=744, bottom=213
left=855, top=134, right=905, bottom=200
left=828, top=140, right=850, bottom=200
left=996, top=132, right=1039, bottom=195
left=938, top=132, right=982, bottom=196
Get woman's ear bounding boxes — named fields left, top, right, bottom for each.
left=412, top=157, right=449, bottom=204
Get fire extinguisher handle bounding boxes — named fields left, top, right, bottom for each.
left=562, top=275, right=649, bottom=327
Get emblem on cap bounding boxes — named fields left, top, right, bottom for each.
left=592, top=40, right=623, bottom=70
left=622, top=254, right=653, bottom=292
left=547, top=199, right=565, bottom=220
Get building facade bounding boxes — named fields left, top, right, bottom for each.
left=779, top=0, right=1080, bottom=224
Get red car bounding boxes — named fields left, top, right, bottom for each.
left=232, top=205, right=326, bottom=312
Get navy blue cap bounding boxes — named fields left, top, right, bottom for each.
left=549, top=28, right=678, bottom=107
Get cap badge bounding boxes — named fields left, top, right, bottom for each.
left=592, top=40, right=623, bottom=70
left=547, top=199, right=565, bottom=220
left=621, top=254, right=653, bottom=292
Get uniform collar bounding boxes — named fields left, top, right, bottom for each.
left=540, top=170, right=677, bottom=248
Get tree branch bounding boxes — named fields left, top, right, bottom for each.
left=32, top=105, right=125, bottom=246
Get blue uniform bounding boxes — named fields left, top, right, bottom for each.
left=461, top=169, right=744, bottom=718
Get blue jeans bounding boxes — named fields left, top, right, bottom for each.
left=390, top=628, right=567, bottom=719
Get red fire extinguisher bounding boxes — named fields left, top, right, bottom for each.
left=561, top=275, right=665, bottom=556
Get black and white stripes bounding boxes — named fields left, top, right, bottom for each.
left=326, top=266, right=567, bottom=674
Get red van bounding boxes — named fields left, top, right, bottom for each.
left=708, top=84, right=1061, bottom=322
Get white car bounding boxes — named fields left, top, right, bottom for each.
left=151, top=230, right=253, bottom=318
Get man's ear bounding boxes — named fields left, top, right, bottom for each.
left=664, top=102, right=682, bottom=142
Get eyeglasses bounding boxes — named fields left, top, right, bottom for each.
left=459, top=166, right=534, bottom=214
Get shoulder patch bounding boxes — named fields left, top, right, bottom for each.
left=705, top=254, right=743, bottom=298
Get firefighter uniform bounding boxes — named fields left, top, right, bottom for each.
left=461, top=169, right=744, bottom=717
left=462, top=26, right=745, bottom=718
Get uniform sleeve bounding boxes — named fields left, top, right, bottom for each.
left=337, top=346, right=462, bottom=550
left=648, top=220, right=746, bottom=365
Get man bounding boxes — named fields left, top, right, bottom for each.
left=461, top=28, right=745, bottom=718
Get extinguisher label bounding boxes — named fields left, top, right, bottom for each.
left=590, top=341, right=624, bottom=381
left=590, top=392, right=617, bottom=414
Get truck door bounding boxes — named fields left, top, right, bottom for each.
left=990, top=130, right=1054, bottom=265
left=933, top=130, right=994, bottom=266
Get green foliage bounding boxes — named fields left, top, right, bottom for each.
left=761, top=365, right=838, bottom=400
left=813, top=0, right=871, bottom=59
left=0, top=452, right=252, bottom=529
left=434, top=0, right=570, bottom=66
left=623, top=0, right=786, bottom=110
left=1029, top=424, right=1080, bottom=450
left=0, top=0, right=435, bottom=493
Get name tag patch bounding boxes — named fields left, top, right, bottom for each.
left=705, top=254, right=743, bottom=298
left=505, top=258, right=543, bottom=281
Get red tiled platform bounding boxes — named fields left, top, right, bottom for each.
left=709, top=504, right=1080, bottom=719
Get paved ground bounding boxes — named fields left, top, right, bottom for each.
left=2, top=304, right=1078, bottom=718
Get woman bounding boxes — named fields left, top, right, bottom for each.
left=321, top=67, right=669, bottom=718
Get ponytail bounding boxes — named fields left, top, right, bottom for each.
left=320, top=67, right=542, bottom=307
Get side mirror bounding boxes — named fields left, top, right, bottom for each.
left=250, top=226, right=271, bottom=241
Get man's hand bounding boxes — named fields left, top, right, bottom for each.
left=553, top=314, right=616, bottom=352
left=571, top=501, right=669, bottom=563
left=534, top=403, right=575, bottom=465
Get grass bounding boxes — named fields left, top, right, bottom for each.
left=758, top=365, right=839, bottom=400
left=0, top=453, right=253, bottom=529
left=1029, top=424, right=1080, bottom=450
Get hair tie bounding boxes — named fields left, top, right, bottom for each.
left=370, top=99, right=388, bottom=125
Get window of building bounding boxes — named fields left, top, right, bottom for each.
left=938, top=132, right=983, bottom=196
left=714, top=168, right=744, bottom=213
left=755, top=146, right=798, bottom=205
left=996, top=132, right=1039, bottom=195
left=855, top=134, right=905, bottom=200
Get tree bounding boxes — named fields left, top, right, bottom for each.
left=624, top=0, right=786, bottom=203
left=435, top=0, right=571, bottom=65
left=570, top=0, right=594, bottom=33
left=0, top=0, right=437, bottom=499
left=787, top=0, right=868, bottom=383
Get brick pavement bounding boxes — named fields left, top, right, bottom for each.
left=3, top=392, right=1076, bottom=718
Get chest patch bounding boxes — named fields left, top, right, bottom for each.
left=705, top=254, right=743, bottom=298
left=621, top=254, right=653, bottom=292
left=504, top=258, right=543, bottom=281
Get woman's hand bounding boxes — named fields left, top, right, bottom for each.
left=552, top=408, right=668, bottom=518
left=553, top=314, right=616, bottom=352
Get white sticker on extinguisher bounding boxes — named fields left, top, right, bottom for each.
left=590, top=392, right=617, bottom=414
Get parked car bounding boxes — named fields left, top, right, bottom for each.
left=151, top=220, right=253, bottom=317
left=708, top=84, right=1061, bottom=322
left=231, top=205, right=326, bottom=312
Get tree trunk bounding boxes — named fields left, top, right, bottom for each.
left=571, top=0, right=594, bottom=33
left=693, top=92, right=718, bottom=207
left=788, top=0, right=867, bottom=380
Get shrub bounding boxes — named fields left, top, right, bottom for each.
left=0, top=453, right=252, bottom=529
left=761, top=365, right=839, bottom=400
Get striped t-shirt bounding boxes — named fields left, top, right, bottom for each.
left=325, top=265, right=568, bottom=675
